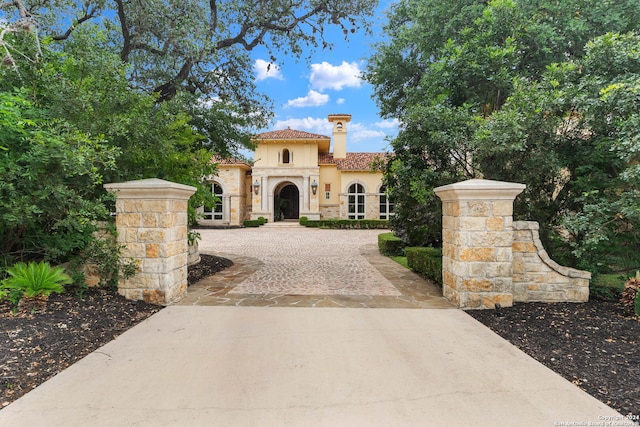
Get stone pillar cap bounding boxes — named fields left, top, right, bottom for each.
left=104, top=178, right=196, bottom=199
left=434, top=179, right=525, bottom=201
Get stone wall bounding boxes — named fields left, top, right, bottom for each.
left=434, top=179, right=590, bottom=309
left=320, top=204, right=340, bottom=219
left=435, top=179, right=523, bottom=309
left=512, top=221, right=590, bottom=303
left=104, top=178, right=195, bottom=305
left=188, top=240, right=200, bottom=267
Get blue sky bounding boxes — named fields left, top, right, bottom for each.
left=248, top=1, right=399, bottom=156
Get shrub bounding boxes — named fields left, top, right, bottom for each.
left=299, top=219, right=389, bottom=229
left=68, top=227, right=138, bottom=290
left=257, top=217, right=267, bottom=225
left=405, top=247, right=442, bottom=286
left=2, top=261, right=72, bottom=313
left=378, top=233, right=405, bottom=256
left=243, top=219, right=263, bottom=227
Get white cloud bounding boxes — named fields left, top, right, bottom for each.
left=336, top=98, right=345, bottom=105
left=348, top=122, right=386, bottom=142
left=374, top=118, right=400, bottom=129
left=254, top=59, right=283, bottom=81
left=286, top=90, right=329, bottom=108
left=270, top=117, right=395, bottom=150
left=273, top=117, right=333, bottom=136
left=310, top=61, right=362, bottom=91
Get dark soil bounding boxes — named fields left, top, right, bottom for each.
left=0, top=254, right=232, bottom=408
left=468, top=300, right=640, bottom=418
left=187, top=253, right=233, bottom=284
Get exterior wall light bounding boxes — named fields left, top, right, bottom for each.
left=311, top=179, right=318, bottom=195
left=253, top=179, right=260, bottom=195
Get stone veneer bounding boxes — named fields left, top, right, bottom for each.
left=512, top=221, right=590, bottom=303
left=435, top=179, right=524, bottom=309
left=104, top=178, right=196, bottom=305
left=434, top=179, right=590, bottom=309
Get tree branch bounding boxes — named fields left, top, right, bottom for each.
left=209, top=0, right=217, bottom=38
left=115, top=0, right=132, bottom=62
left=1, top=0, right=28, bottom=18
left=154, top=58, right=194, bottom=102
left=215, top=3, right=326, bottom=51
left=50, top=4, right=99, bottom=41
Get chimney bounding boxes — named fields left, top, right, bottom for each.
left=328, top=114, right=351, bottom=159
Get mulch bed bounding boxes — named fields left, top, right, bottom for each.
left=468, top=300, right=640, bottom=418
left=0, top=254, right=231, bottom=408
left=1, top=254, right=638, bottom=418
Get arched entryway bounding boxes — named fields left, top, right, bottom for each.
left=275, top=183, right=300, bottom=221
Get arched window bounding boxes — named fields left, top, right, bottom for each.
left=204, top=182, right=224, bottom=220
left=282, top=148, right=290, bottom=164
left=379, top=185, right=394, bottom=220
left=347, top=183, right=365, bottom=219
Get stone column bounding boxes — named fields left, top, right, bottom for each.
left=261, top=176, right=268, bottom=212
left=303, top=175, right=310, bottom=211
left=223, top=195, right=231, bottom=224
left=434, top=179, right=525, bottom=309
left=104, top=178, right=196, bottom=305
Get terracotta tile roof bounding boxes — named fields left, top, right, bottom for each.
left=210, top=155, right=252, bottom=168
left=255, top=128, right=330, bottom=140
left=318, top=152, right=387, bottom=171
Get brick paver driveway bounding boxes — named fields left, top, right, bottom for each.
left=180, top=225, right=452, bottom=308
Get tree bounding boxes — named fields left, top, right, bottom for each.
left=365, top=0, right=640, bottom=271
left=2, top=0, right=378, bottom=155
left=0, top=0, right=378, bottom=269
left=0, top=90, right=118, bottom=264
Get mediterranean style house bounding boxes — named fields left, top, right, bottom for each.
left=198, top=114, right=392, bottom=226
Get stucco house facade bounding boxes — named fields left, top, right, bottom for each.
left=198, top=114, right=392, bottom=226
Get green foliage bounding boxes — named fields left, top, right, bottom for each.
left=6, top=289, right=23, bottom=314
left=71, top=230, right=138, bottom=290
left=405, top=247, right=443, bottom=286
left=391, top=256, right=409, bottom=269
left=241, top=217, right=267, bottom=227
left=2, top=262, right=72, bottom=299
left=590, top=283, right=623, bottom=302
left=378, top=233, right=405, bottom=256
left=365, top=0, right=640, bottom=272
left=187, top=230, right=202, bottom=246
left=299, top=219, right=390, bottom=229
left=0, top=30, right=213, bottom=267
left=0, top=89, right=118, bottom=264
left=0, top=2, right=380, bottom=274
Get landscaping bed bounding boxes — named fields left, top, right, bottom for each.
left=0, top=254, right=231, bottom=408
left=468, top=300, right=639, bottom=418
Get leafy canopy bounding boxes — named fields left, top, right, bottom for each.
left=365, top=0, right=640, bottom=272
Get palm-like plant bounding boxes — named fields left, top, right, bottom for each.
left=3, top=262, right=72, bottom=313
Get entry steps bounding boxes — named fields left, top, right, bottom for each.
left=262, top=221, right=303, bottom=228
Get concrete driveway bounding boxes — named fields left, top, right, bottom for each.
left=0, top=226, right=621, bottom=426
